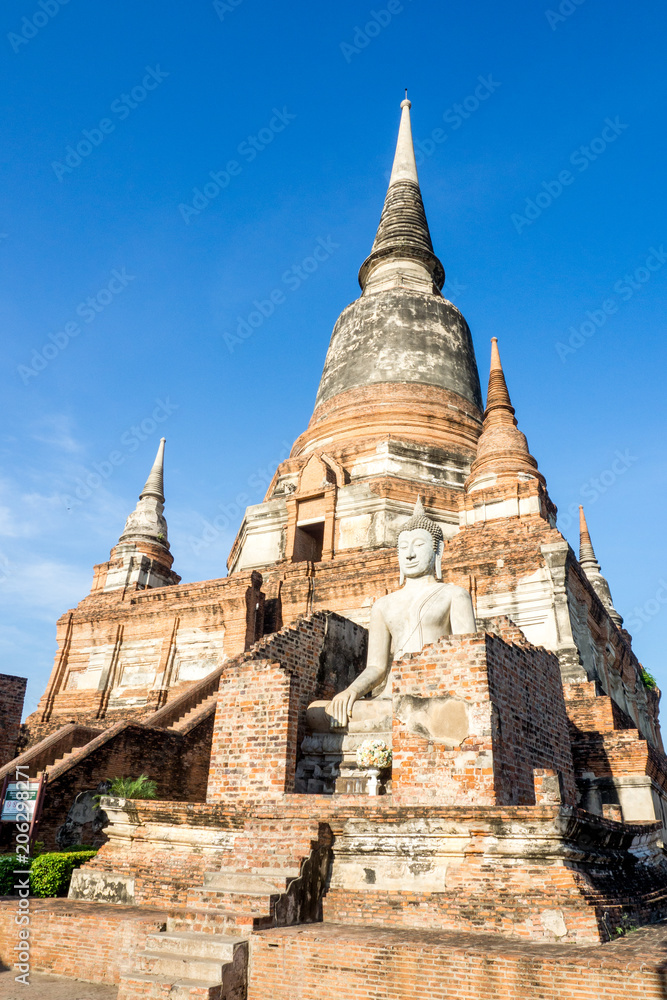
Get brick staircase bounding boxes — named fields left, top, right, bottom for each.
left=0, top=666, right=224, bottom=784
left=0, top=723, right=103, bottom=781
left=169, top=693, right=219, bottom=734
left=117, top=823, right=333, bottom=999
left=119, top=924, right=248, bottom=999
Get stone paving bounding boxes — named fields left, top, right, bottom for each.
left=0, top=969, right=117, bottom=999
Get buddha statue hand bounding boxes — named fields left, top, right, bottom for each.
left=327, top=686, right=359, bottom=728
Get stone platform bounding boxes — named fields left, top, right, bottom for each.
left=0, top=970, right=117, bottom=1000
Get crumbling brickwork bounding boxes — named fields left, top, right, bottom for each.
left=0, top=714, right=214, bottom=852
left=391, top=624, right=576, bottom=806
left=0, top=672, right=26, bottom=768
left=29, top=570, right=266, bottom=738
left=207, top=612, right=366, bottom=802
left=0, top=900, right=167, bottom=984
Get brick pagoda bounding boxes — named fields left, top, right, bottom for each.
left=2, top=96, right=667, bottom=1000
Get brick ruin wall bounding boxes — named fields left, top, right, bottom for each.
left=391, top=623, right=576, bottom=806
left=0, top=673, right=26, bottom=768
left=248, top=922, right=667, bottom=1000
left=79, top=796, right=667, bottom=940
left=206, top=612, right=367, bottom=803
left=26, top=570, right=266, bottom=744
left=0, top=900, right=168, bottom=985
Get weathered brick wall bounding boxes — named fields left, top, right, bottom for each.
left=248, top=923, right=667, bottom=1000
left=30, top=570, right=265, bottom=735
left=391, top=636, right=497, bottom=805
left=0, top=673, right=26, bottom=768
left=0, top=899, right=167, bottom=984
left=391, top=624, right=576, bottom=806
left=485, top=630, right=576, bottom=806
left=207, top=612, right=366, bottom=803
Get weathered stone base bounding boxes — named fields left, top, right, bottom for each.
left=296, top=727, right=392, bottom=795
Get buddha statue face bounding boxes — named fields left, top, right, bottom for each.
left=397, top=527, right=440, bottom=582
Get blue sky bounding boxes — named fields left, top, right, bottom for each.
left=1, top=0, right=666, bottom=719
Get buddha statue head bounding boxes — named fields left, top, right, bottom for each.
left=397, top=497, right=444, bottom=585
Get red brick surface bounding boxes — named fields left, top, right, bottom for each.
left=0, top=675, right=26, bottom=769
left=0, top=900, right=167, bottom=985
left=248, top=920, right=667, bottom=1000
left=392, top=625, right=576, bottom=806
left=207, top=613, right=365, bottom=802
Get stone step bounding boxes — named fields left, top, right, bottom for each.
left=249, top=866, right=302, bottom=879
left=203, top=870, right=298, bottom=893
left=145, top=930, right=239, bottom=960
left=118, top=971, right=223, bottom=999
left=138, top=949, right=229, bottom=981
left=167, top=908, right=258, bottom=936
left=188, top=886, right=277, bottom=915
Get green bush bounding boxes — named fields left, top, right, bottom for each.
left=0, top=856, right=31, bottom=896
left=29, top=851, right=97, bottom=898
left=108, top=774, right=157, bottom=799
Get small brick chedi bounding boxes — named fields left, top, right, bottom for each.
left=3, top=97, right=667, bottom=999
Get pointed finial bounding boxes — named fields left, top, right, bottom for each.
left=389, top=93, right=418, bottom=185
left=577, top=505, right=623, bottom=626
left=579, top=505, right=594, bottom=557
left=401, top=88, right=410, bottom=109
left=413, top=494, right=425, bottom=516
left=140, top=438, right=166, bottom=503
left=466, top=336, right=544, bottom=493
left=485, top=338, right=515, bottom=417
left=358, top=97, right=444, bottom=291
